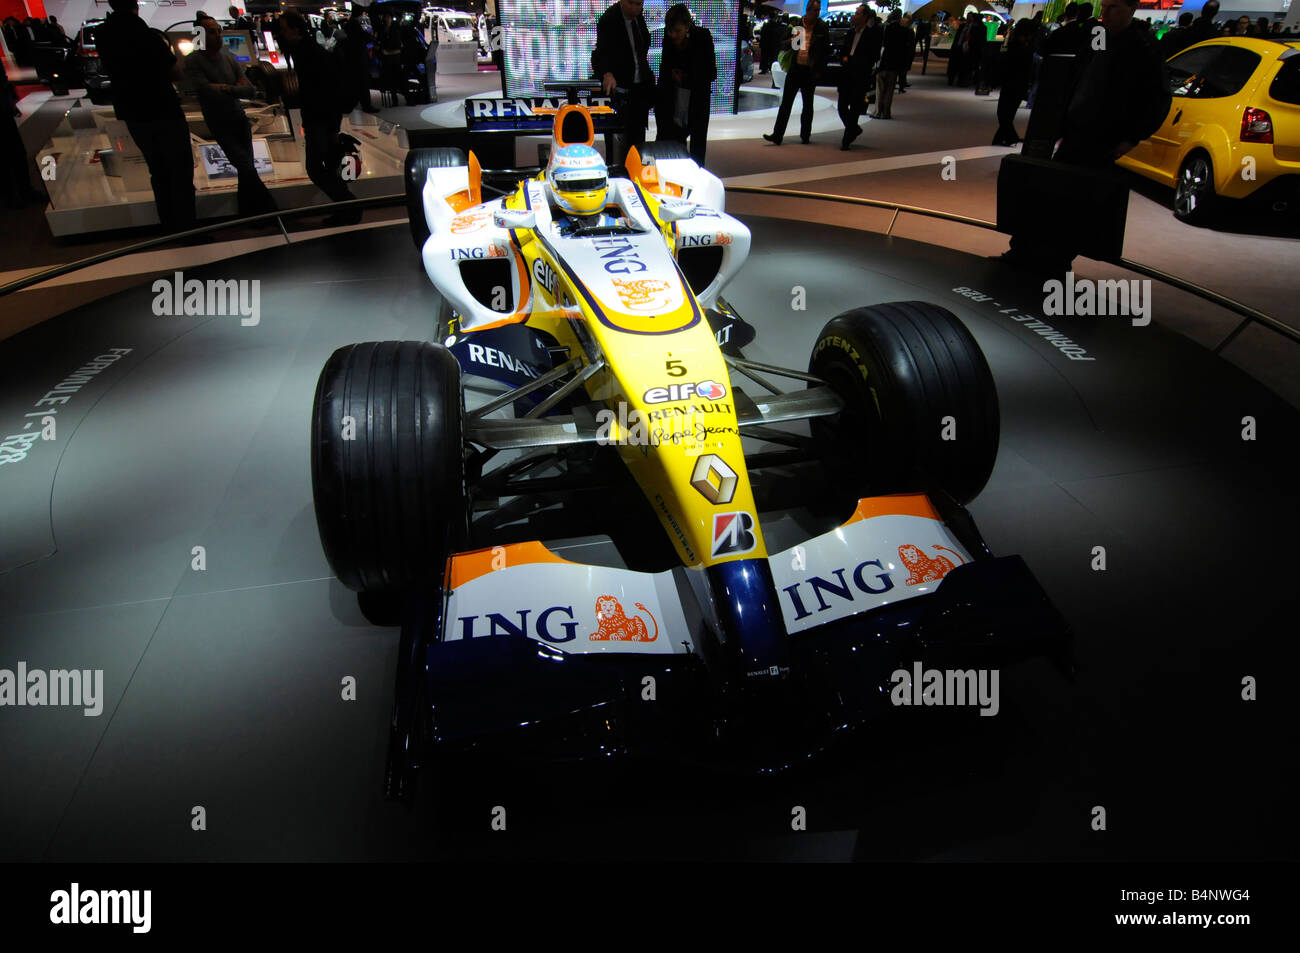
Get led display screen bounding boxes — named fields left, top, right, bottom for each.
left=497, top=0, right=739, bottom=114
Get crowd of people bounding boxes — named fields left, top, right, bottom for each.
left=6, top=0, right=1296, bottom=227
left=65, top=0, right=366, bottom=233
left=2, top=15, right=74, bottom=68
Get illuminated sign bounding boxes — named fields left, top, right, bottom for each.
left=497, top=0, right=739, bottom=114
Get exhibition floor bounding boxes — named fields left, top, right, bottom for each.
left=7, top=69, right=1297, bottom=403
left=1, top=218, right=1295, bottom=861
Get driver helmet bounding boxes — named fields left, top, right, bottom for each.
left=547, top=144, right=608, bottom=217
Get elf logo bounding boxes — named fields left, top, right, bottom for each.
left=532, top=257, right=557, bottom=296
left=643, top=380, right=727, bottom=404
left=711, top=511, right=757, bottom=558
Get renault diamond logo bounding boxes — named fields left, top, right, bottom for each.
left=691, top=453, right=738, bottom=505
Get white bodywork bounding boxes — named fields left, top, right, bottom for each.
left=419, top=155, right=750, bottom=331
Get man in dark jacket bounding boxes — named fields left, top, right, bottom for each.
left=763, top=0, right=829, bottom=145
left=1057, top=0, right=1169, bottom=167
left=1159, top=11, right=1196, bottom=57
left=592, top=0, right=655, bottom=156
left=1186, top=1, right=1220, bottom=45
left=1043, top=2, right=1088, bottom=55
left=279, top=11, right=358, bottom=225
left=875, top=11, right=910, bottom=118
left=96, top=0, right=196, bottom=235
left=343, top=9, right=378, bottom=113
left=836, top=4, right=874, bottom=149
left=1003, top=0, right=1169, bottom=274
left=654, top=4, right=717, bottom=164
left=758, top=12, right=780, bottom=74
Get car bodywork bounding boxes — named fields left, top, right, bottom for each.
left=384, top=98, right=1069, bottom=790
left=1118, top=37, right=1300, bottom=208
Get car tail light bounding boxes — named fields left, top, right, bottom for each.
left=1241, top=107, right=1274, bottom=144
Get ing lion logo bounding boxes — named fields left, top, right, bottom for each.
left=611, top=278, right=672, bottom=313
left=714, top=231, right=731, bottom=245
left=898, top=543, right=965, bottom=586
left=450, top=209, right=491, bottom=234
left=589, top=595, right=659, bottom=642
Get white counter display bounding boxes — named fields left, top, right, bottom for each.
left=36, top=103, right=410, bottom=236
left=437, top=40, right=480, bottom=74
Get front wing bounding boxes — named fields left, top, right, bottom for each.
left=386, top=494, right=1071, bottom=788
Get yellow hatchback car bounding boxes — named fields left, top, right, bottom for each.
left=1117, top=36, right=1300, bottom=224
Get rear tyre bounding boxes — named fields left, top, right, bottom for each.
left=405, top=147, right=467, bottom=252
left=809, top=301, right=999, bottom=506
left=311, top=341, right=467, bottom=598
left=245, top=63, right=283, bottom=103
left=639, top=141, right=692, bottom=162
left=1174, top=152, right=1217, bottom=225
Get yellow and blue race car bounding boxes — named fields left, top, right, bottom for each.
left=309, top=91, right=1070, bottom=791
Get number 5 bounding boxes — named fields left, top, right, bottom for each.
left=665, top=359, right=686, bottom=377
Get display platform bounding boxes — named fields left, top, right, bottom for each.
left=0, top=217, right=1295, bottom=862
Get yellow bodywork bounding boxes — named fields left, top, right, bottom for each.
left=448, top=145, right=764, bottom=569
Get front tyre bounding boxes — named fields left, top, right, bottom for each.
left=311, top=341, right=466, bottom=596
left=809, top=301, right=999, bottom=505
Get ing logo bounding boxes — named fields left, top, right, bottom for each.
left=590, top=595, right=659, bottom=641
left=898, top=543, right=965, bottom=586
left=611, top=277, right=673, bottom=313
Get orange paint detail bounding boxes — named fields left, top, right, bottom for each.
left=448, top=541, right=574, bottom=589
left=552, top=104, right=595, bottom=146
left=468, top=151, right=482, bottom=206
left=445, top=190, right=474, bottom=213
left=461, top=313, right=531, bottom=332
left=589, top=596, right=659, bottom=642
left=843, top=494, right=942, bottom=526
left=625, top=146, right=644, bottom=186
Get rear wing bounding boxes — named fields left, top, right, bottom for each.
left=463, top=95, right=624, bottom=134
left=463, top=82, right=626, bottom=167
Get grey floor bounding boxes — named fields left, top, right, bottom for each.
left=0, top=219, right=1295, bottom=861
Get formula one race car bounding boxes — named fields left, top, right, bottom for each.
left=309, top=94, right=1070, bottom=794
